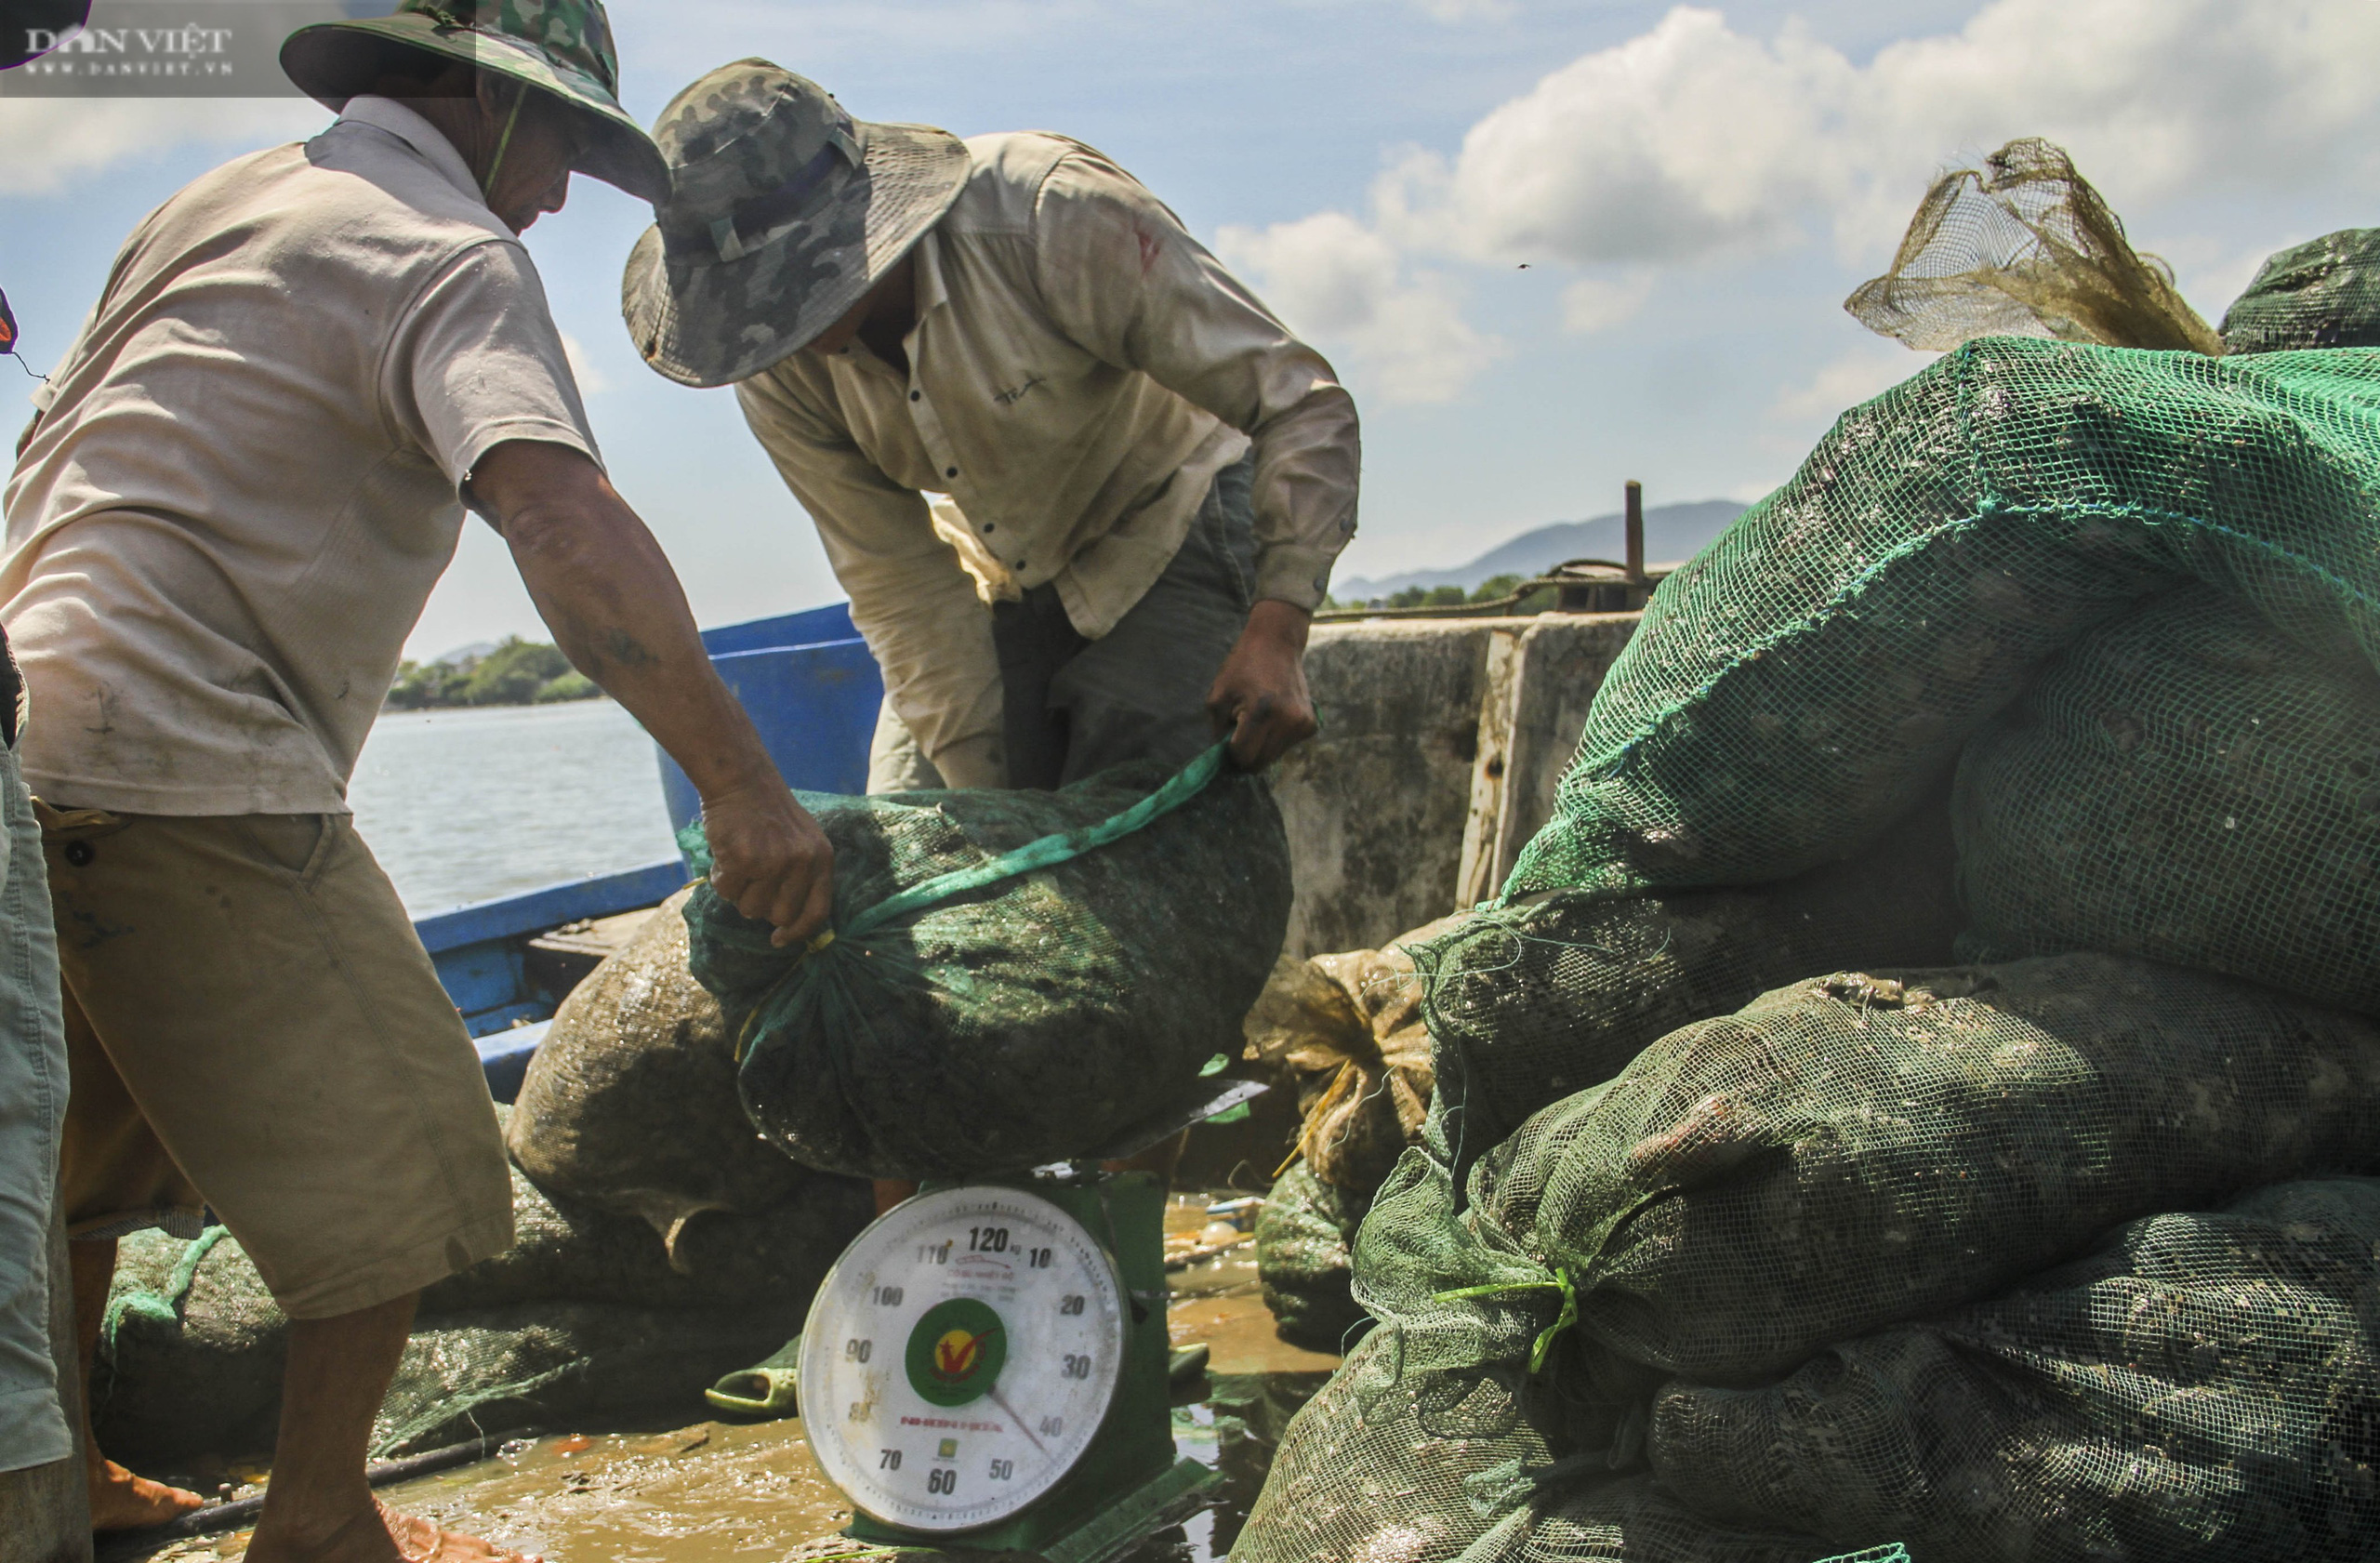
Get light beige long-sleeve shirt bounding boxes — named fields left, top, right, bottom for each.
left=735, top=131, right=1360, bottom=787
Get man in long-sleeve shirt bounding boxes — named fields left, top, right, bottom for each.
left=622, top=61, right=1359, bottom=790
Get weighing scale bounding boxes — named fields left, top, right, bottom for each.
left=795, top=1078, right=1269, bottom=1563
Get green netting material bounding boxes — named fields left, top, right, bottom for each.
left=508, top=884, right=810, bottom=1252
left=1412, top=783, right=1961, bottom=1172
left=1233, top=955, right=2380, bottom=1563
left=1952, top=585, right=2380, bottom=1014
left=2221, top=229, right=2380, bottom=354
left=1484, top=952, right=2380, bottom=1390
left=1653, top=1179, right=2380, bottom=1560
left=94, top=1132, right=870, bottom=1464
left=1499, top=339, right=2380, bottom=909
left=686, top=748, right=1291, bottom=1179
left=1254, top=1160, right=1374, bottom=1353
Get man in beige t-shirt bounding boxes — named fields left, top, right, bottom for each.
left=3, top=5, right=832, bottom=1558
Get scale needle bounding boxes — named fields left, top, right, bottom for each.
left=984, top=1384, right=1051, bottom=1459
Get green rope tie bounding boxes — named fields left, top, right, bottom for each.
left=1432, top=1264, right=1580, bottom=1375
left=101, top=1225, right=231, bottom=1353
left=730, top=743, right=1231, bottom=1061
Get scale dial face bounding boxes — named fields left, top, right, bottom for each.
left=799, top=1185, right=1128, bottom=1532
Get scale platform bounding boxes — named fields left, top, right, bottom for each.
left=792, top=1078, right=1266, bottom=1563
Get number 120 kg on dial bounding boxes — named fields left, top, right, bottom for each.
left=798, top=1187, right=1130, bottom=1531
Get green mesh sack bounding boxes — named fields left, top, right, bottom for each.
left=1417, top=783, right=1961, bottom=1163
left=687, top=748, right=1292, bottom=1180
left=93, top=1138, right=869, bottom=1464
left=1235, top=1141, right=1579, bottom=1563
left=1255, top=1160, right=1374, bottom=1352
left=373, top=1302, right=797, bottom=1457
left=509, top=885, right=813, bottom=1252
left=1651, top=1178, right=2380, bottom=1560
left=1501, top=339, right=2380, bottom=906
left=1486, top=952, right=2380, bottom=1391
left=1954, top=586, right=2380, bottom=1015
left=1436, top=1475, right=1837, bottom=1563
left=2221, top=229, right=2380, bottom=354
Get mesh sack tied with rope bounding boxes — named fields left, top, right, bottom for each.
left=1955, top=585, right=2380, bottom=1015
left=2222, top=228, right=2380, bottom=355
left=1414, top=782, right=1963, bottom=1163
left=1652, top=1177, right=2380, bottom=1561
left=1235, top=1133, right=1580, bottom=1563
left=93, top=1132, right=871, bottom=1464
left=1844, top=137, right=2220, bottom=356
left=1254, top=1159, right=1375, bottom=1353
left=1243, top=914, right=1459, bottom=1196
left=509, top=884, right=809, bottom=1259
left=1486, top=951, right=2380, bottom=1394
left=1236, top=1123, right=1871, bottom=1563
left=1500, top=339, right=2380, bottom=907
left=686, top=747, right=1291, bottom=1180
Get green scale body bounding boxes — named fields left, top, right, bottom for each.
left=800, top=1171, right=1212, bottom=1560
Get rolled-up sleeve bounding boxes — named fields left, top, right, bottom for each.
left=735, top=366, right=1006, bottom=787
left=1029, top=152, right=1361, bottom=610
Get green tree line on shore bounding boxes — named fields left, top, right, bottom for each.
left=386, top=638, right=602, bottom=710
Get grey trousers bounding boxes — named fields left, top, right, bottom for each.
left=0, top=734, right=70, bottom=1474
left=869, top=455, right=1258, bottom=792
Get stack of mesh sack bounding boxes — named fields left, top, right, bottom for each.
left=1241, top=919, right=1453, bottom=1350
left=1235, top=311, right=2380, bottom=1560
left=682, top=750, right=1292, bottom=1181
left=99, top=898, right=878, bottom=1466
left=98, top=1115, right=873, bottom=1464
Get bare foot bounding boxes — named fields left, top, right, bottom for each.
left=248, top=1500, right=537, bottom=1563
left=87, top=1456, right=207, bottom=1531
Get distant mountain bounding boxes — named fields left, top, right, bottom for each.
left=1333, top=499, right=1747, bottom=603
left=431, top=641, right=499, bottom=669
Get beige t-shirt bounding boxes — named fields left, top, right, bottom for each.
left=1, top=98, right=598, bottom=815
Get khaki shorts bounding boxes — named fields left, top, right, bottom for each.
left=41, top=808, right=511, bottom=1319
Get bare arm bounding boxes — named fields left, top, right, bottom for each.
left=469, top=438, right=833, bottom=944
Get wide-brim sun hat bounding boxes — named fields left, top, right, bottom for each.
left=620, top=60, right=970, bottom=389
left=281, top=0, right=669, bottom=206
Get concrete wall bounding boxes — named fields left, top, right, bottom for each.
left=1273, top=611, right=1640, bottom=958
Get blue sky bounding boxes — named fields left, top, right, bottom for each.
left=6, top=0, right=2377, bottom=656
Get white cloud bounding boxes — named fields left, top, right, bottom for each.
left=559, top=332, right=611, bottom=395
left=0, top=99, right=325, bottom=195
left=1377, top=0, right=2380, bottom=271
left=1767, top=341, right=1939, bottom=429
left=1560, top=272, right=1655, bottom=335
left=1216, top=210, right=1504, bottom=404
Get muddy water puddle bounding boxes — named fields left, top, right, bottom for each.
left=123, top=1194, right=1333, bottom=1563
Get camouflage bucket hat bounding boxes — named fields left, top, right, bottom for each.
left=619, top=60, right=970, bottom=388
left=280, top=0, right=669, bottom=205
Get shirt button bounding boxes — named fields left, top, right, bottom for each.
left=1314, top=576, right=1329, bottom=594
left=945, top=466, right=959, bottom=478
left=982, top=523, right=995, bottom=533
left=910, top=391, right=921, bottom=402
left=1013, top=560, right=1025, bottom=569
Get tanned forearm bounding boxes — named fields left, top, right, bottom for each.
left=483, top=457, right=770, bottom=798
left=470, top=439, right=833, bottom=939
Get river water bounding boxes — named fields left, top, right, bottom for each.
left=348, top=700, right=682, bottom=917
